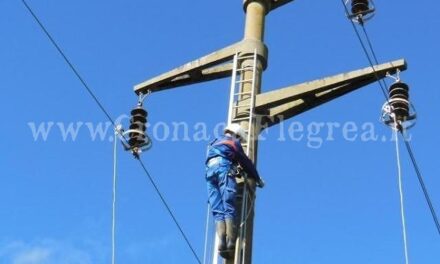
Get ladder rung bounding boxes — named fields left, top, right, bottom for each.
left=233, top=104, right=251, bottom=108
left=237, top=67, right=254, bottom=72
left=232, top=116, right=251, bottom=122
left=238, top=55, right=256, bottom=60
left=234, top=91, right=252, bottom=96
left=234, top=110, right=251, bottom=115
left=236, top=79, right=253, bottom=83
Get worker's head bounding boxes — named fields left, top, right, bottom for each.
left=224, top=123, right=247, bottom=142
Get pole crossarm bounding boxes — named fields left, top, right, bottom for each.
left=255, top=59, right=407, bottom=128
left=134, top=40, right=268, bottom=95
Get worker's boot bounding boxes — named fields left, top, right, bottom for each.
left=216, top=221, right=226, bottom=251
left=225, top=218, right=236, bottom=251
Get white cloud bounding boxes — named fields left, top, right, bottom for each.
left=0, top=236, right=179, bottom=263
left=0, top=239, right=95, bottom=264
left=13, top=247, right=51, bottom=264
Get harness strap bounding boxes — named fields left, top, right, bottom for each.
left=213, top=139, right=238, bottom=152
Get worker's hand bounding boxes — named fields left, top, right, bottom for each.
left=256, top=178, right=265, bottom=188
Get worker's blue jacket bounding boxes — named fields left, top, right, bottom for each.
left=205, top=135, right=261, bottom=221
left=205, top=135, right=260, bottom=181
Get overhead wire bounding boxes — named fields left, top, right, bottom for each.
left=21, top=1, right=202, bottom=263
left=394, top=124, right=410, bottom=264
left=340, top=0, right=440, bottom=236
left=359, top=24, right=389, bottom=89
left=21, top=0, right=440, bottom=262
left=402, top=133, right=440, bottom=235
left=202, top=203, right=212, bottom=264
left=136, top=157, right=202, bottom=264
left=112, top=128, right=118, bottom=264
left=339, top=0, right=389, bottom=100
left=21, top=0, right=117, bottom=128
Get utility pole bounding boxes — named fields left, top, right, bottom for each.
left=134, top=1, right=407, bottom=263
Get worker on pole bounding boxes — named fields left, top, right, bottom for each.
left=205, top=123, right=264, bottom=258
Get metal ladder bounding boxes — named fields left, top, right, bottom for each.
left=227, top=49, right=258, bottom=155
left=211, top=50, right=257, bottom=264
left=216, top=50, right=257, bottom=264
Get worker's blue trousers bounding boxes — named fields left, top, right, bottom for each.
left=206, top=159, right=237, bottom=222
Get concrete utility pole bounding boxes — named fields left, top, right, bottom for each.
left=134, top=1, right=407, bottom=263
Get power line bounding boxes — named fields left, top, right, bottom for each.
left=359, top=24, right=389, bottom=90
left=112, top=129, right=118, bottom=264
left=21, top=0, right=116, bottom=127
left=401, top=134, right=440, bottom=235
left=339, top=0, right=389, bottom=100
left=202, top=203, right=212, bottom=264
left=394, top=128, right=410, bottom=264
left=340, top=0, right=440, bottom=237
left=362, top=8, right=440, bottom=234
left=137, top=158, right=202, bottom=264
left=21, top=1, right=202, bottom=262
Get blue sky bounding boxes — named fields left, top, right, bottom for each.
left=1, top=0, right=439, bottom=263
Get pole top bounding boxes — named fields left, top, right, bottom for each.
left=243, top=0, right=294, bottom=14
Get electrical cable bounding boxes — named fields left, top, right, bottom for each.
left=241, top=186, right=256, bottom=228
left=359, top=24, right=389, bottom=89
left=341, top=0, right=440, bottom=237
left=21, top=0, right=117, bottom=128
left=136, top=157, right=202, bottom=264
left=356, top=18, right=439, bottom=234
left=401, top=133, right=440, bottom=235
left=112, top=129, right=118, bottom=264
left=202, top=203, right=212, bottom=264
left=394, top=126, right=410, bottom=264
left=21, top=1, right=202, bottom=263
left=339, top=0, right=389, bottom=100
left=234, top=177, right=257, bottom=264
